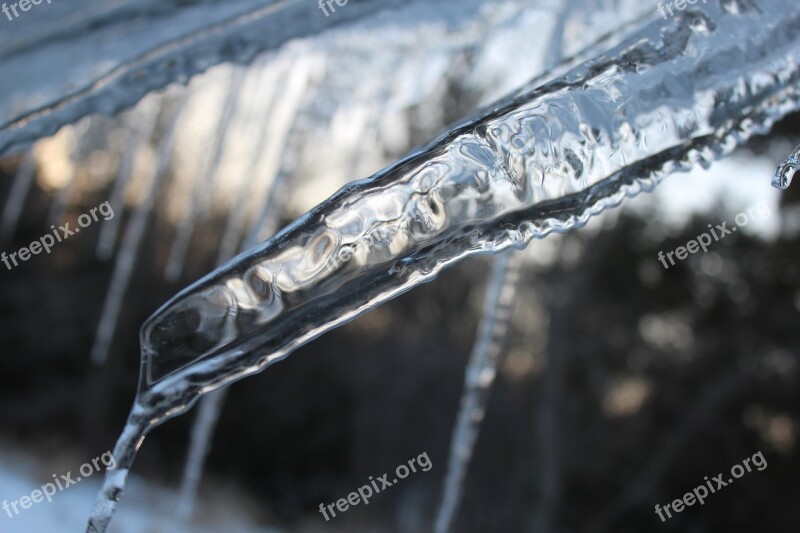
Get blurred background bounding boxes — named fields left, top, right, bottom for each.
left=0, top=0, right=798, bottom=531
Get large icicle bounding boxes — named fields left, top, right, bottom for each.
left=89, top=2, right=800, bottom=530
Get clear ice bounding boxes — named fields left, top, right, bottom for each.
left=772, top=143, right=800, bottom=190
left=88, top=1, right=800, bottom=531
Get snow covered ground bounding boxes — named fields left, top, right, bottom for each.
left=0, top=447, right=283, bottom=533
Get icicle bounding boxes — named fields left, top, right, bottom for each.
left=45, top=124, right=84, bottom=227
left=178, top=54, right=318, bottom=519
left=90, top=98, right=184, bottom=365
left=772, top=143, right=800, bottom=190
left=89, top=3, right=800, bottom=530
left=164, top=67, right=246, bottom=283
left=242, top=172, right=288, bottom=250
left=0, top=0, right=414, bottom=158
left=435, top=3, right=575, bottom=527
left=214, top=177, right=260, bottom=265
left=244, top=57, right=323, bottom=249
left=434, top=251, right=524, bottom=533
left=211, top=61, right=283, bottom=265
left=175, top=388, right=229, bottom=520
left=178, top=57, right=298, bottom=520
left=96, top=105, right=160, bottom=260
left=0, top=150, right=36, bottom=242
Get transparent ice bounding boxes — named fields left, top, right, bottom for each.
left=773, top=143, right=800, bottom=190
left=84, top=1, right=800, bottom=531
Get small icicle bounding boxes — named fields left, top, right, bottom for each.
left=163, top=67, right=246, bottom=282
left=243, top=58, right=320, bottom=249
left=212, top=61, right=280, bottom=266
left=87, top=403, right=151, bottom=533
left=46, top=119, right=92, bottom=227
left=0, top=150, right=36, bottom=242
left=772, top=143, right=800, bottom=190
left=96, top=105, right=160, bottom=260
left=90, top=98, right=185, bottom=365
left=46, top=151, right=77, bottom=228
left=176, top=388, right=229, bottom=519
left=435, top=6, right=570, bottom=528
left=175, top=57, right=316, bottom=514
left=434, top=251, right=525, bottom=533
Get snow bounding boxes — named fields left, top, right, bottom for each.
left=0, top=448, right=282, bottom=533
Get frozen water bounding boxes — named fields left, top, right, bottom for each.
left=164, top=67, right=247, bottom=282
left=435, top=2, right=578, bottom=524
left=87, top=1, right=800, bottom=530
left=90, top=97, right=185, bottom=365
left=176, top=388, right=229, bottom=520
left=96, top=104, right=161, bottom=260
left=773, top=143, right=800, bottom=190
left=0, top=150, right=36, bottom=242
left=139, top=0, right=800, bottom=412
left=434, top=250, right=525, bottom=533
left=0, top=0, right=519, bottom=159
left=176, top=52, right=318, bottom=519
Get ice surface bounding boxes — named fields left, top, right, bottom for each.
left=0, top=150, right=36, bottom=242
left=772, top=143, right=800, bottom=190
left=88, top=0, right=800, bottom=530
left=90, top=97, right=185, bottom=365
left=138, top=0, right=800, bottom=407
left=0, top=0, right=524, bottom=159
left=434, top=251, right=525, bottom=533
